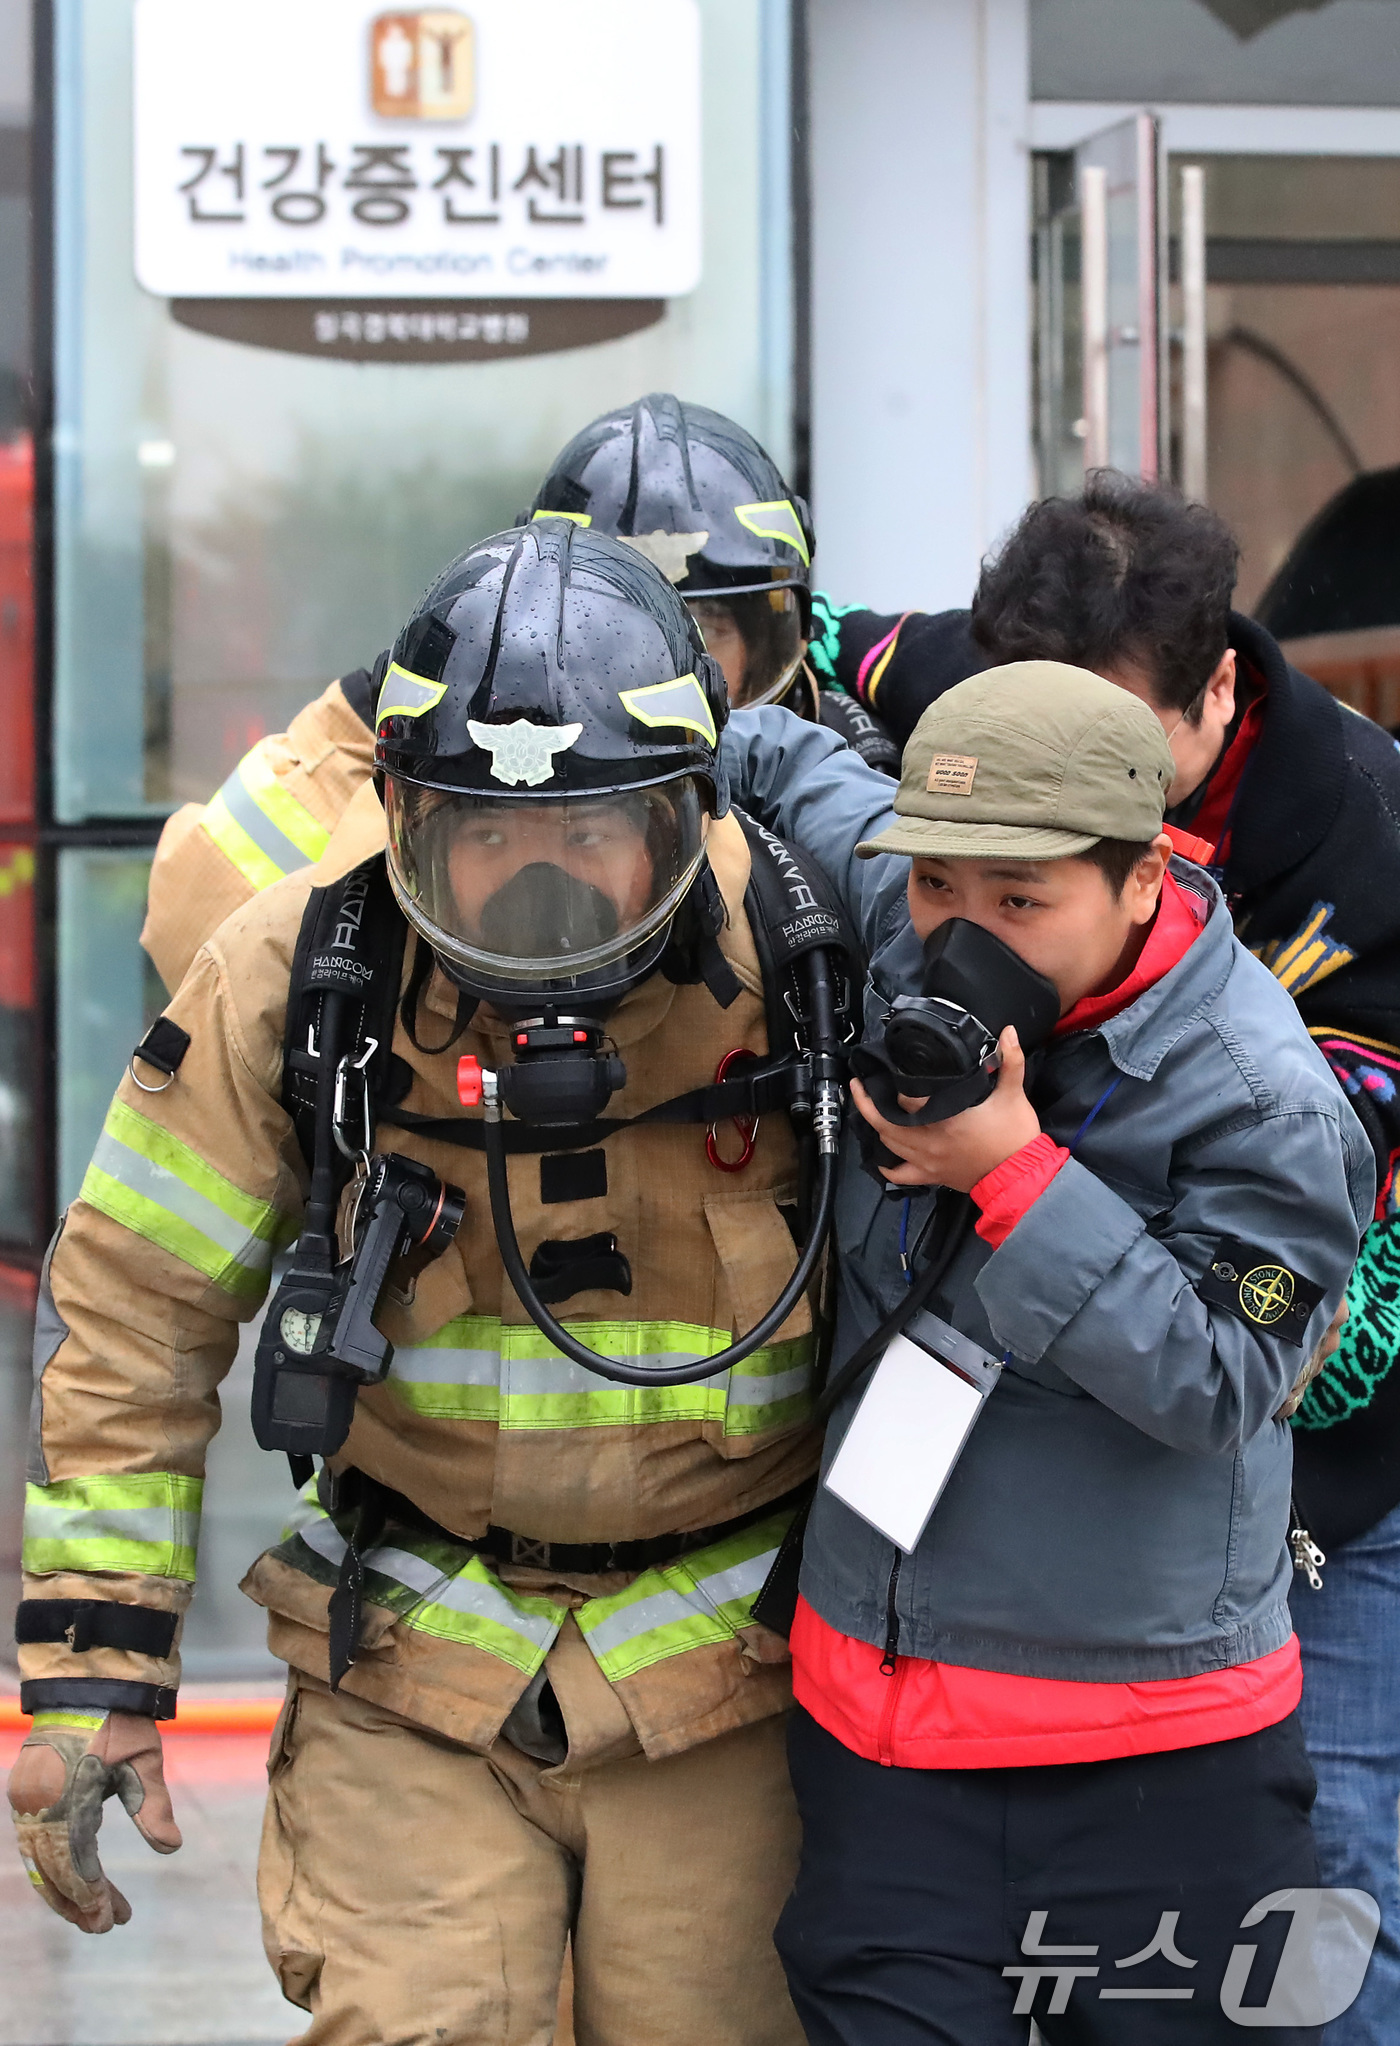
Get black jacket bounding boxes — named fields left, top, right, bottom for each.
left=815, top=597, right=1400, bottom=1551
left=1224, top=615, right=1400, bottom=1551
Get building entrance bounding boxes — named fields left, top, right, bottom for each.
left=1035, top=118, right=1400, bottom=724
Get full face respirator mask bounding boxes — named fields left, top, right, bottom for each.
left=848, top=918, right=1060, bottom=1169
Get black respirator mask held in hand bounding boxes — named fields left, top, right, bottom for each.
left=848, top=918, right=1060, bottom=1171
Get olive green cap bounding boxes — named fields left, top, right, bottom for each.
left=856, top=661, right=1175, bottom=862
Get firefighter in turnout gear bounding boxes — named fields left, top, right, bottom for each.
left=11, top=523, right=839, bottom=2046
left=142, top=395, right=898, bottom=998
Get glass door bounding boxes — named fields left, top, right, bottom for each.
left=1038, top=130, right=1400, bottom=726
left=1167, top=152, right=1400, bottom=723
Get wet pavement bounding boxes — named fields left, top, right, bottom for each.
left=0, top=1717, right=291, bottom=2046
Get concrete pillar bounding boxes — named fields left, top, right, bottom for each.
left=808, top=0, right=1032, bottom=610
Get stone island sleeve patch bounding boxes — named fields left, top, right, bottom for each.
left=1197, top=1237, right=1326, bottom=1348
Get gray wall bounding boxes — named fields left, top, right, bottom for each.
left=0, top=0, right=29, bottom=123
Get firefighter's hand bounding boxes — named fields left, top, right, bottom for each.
left=8, top=1712, right=181, bottom=1932
left=852, top=1027, right=1041, bottom=1191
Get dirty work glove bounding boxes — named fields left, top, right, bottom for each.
left=8, top=1711, right=181, bottom=1932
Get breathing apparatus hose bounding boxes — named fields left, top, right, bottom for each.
left=482, top=948, right=847, bottom=1387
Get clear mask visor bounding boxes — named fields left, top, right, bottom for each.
left=687, top=589, right=806, bottom=709
left=384, top=776, right=709, bottom=985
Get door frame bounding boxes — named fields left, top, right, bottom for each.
left=1031, top=102, right=1400, bottom=158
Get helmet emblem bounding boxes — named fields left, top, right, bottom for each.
left=618, top=530, right=710, bottom=584
left=467, top=718, right=584, bottom=787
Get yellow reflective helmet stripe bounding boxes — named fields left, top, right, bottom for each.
left=202, top=747, right=331, bottom=893
left=386, top=1313, right=813, bottom=1436
left=531, top=509, right=593, bottom=526
left=618, top=673, right=717, bottom=748
left=23, top=1474, right=203, bottom=1580
left=80, top=1099, right=291, bottom=1300
left=375, top=660, right=449, bottom=724
left=733, top=498, right=811, bottom=566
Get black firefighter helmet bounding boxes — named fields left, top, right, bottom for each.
left=528, top=392, right=815, bottom=710
left=377, top=519, right=730, bottom=1011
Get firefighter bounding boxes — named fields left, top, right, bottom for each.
left=141, top=393, right=898, bottom=996
left=10, top=522, right=837, bottom=2046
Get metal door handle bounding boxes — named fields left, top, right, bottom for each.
left=1180, top=164, right=1207, bottom=501
left=1080, top=165, right=1109, bottom=470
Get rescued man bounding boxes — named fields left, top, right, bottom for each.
left=721, top=665, right=1371, bottom=2043
left=831, top=475, right=1400, bottom=2044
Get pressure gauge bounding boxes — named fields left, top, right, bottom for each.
left=279, top=1307, right=324, bottom=1356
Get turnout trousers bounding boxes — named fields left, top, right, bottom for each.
left=777, top=1706, right=1333, bottom=2046
left=258, top=1670, right=805, bottom=2046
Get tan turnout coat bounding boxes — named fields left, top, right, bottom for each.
left=24, top=809, right=819, bottom=1766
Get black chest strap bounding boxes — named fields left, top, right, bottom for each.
left=733, top=809, right=860, bottom=1060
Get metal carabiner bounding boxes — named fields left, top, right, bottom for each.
left=706, top=1046, right=760, bottom=1174
left=332, top=1037, right=379, bottom=1163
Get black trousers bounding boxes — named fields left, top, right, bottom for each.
left=777, top=1707, right=1329, bottom=2046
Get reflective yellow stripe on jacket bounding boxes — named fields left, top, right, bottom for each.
left=576, top=1513, right=787, bottom=1681
left=201, top=746, right=331, bottom=893
left=278, top=1503, right=792, bottom=1681
left=23, top=1474, right=202, bottom=1579
left=81, top=1099, right=292, bottom=1300
left=387, top=1315, right=814, bottom=1436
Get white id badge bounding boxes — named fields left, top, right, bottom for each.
left=823, top=1309, right=1003, bottom=1552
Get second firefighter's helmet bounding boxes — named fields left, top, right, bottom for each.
left=528, top=392, right=815, bottom=710
left=377, top=519, right=729, bottom=1010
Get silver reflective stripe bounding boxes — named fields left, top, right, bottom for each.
left=726, top=1364, right=812, bottom=1408
left=391, top=1342, right=499, bottom=1386
left=298, top=1513, right=349, bottom=1566
left=370, top=1543, right=560, bottom=1650
left=28, top=1216, right=69, bottom=1485
left=216, top=762, right=317, bottom=877
left=581, top=1546, right=777, bottom=1662
left=502, top=1352, right=711, bottom=1397
left=693, top=1550, right=778, bottom=1611
left=582, top=1586, right=698, bottom=1660
left=296, top=1513, right=560, bottom=1652
left=24, top=1499, right=201, bottom=1552
left=88, top=1130, right=276, bottom=1274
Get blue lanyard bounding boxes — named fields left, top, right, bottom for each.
left=1067, top=1076, right=1124, bottom=1156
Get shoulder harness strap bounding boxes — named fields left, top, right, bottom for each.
left=283, top=854, right=409, bottom=1177
left=732, top=806, right=862, bottom=1059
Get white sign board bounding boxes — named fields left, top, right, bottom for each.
left=133, top=0, right=701, bottom=300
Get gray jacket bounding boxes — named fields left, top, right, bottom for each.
left=724, top=709, right=1373, bottom=1680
